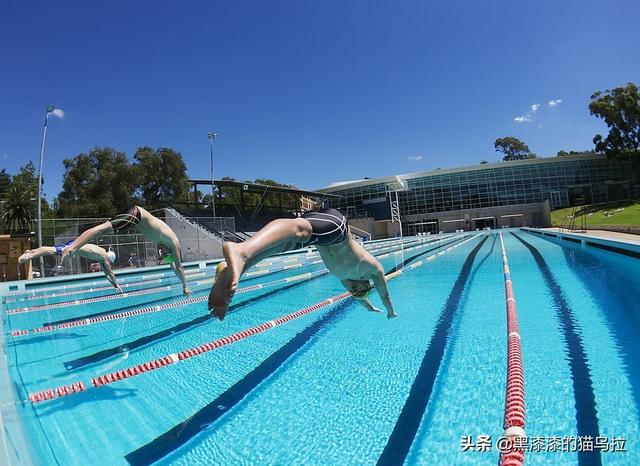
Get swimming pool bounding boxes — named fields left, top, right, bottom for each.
left=1, top=230, right=639, bottom=465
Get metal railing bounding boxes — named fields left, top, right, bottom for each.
left=18, top=212, right=235, bottom=279
left=348, top=225, right=372, bottom=241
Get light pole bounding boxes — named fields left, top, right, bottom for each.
left=36, top=105, right=63, bottom=278
left=207, top=132, right=218, bottom=218
left=387, top=177, right=408, bottom=238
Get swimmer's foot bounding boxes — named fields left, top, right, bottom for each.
left=222, top=242, right=245, bottom=292
left=387, top=310, right=399, bottom=319
left=18, top=252, right=33, bottom=264
left=208, top=243, right=246, bottom=320
left=209, top=262, right=229, bottom=320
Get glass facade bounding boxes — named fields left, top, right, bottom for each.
left=322, top=155, right=633, bottom=219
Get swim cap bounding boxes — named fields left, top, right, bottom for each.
left=353, top=288, right=372, bottom=300
left=107, top=251, right=116, bottom=263
left=350, top=283, right=372, bottom=300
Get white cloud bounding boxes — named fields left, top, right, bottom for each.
left=531, top=104, right=541, bottom=112
left=548, top=99, right=562, bottom=107
left=514, top=115, right=532, bottom=123
left=408, top=155, right=423, bottom=161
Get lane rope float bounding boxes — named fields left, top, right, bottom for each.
left=498, top=232, right=526, bottom=466
left=24, top=233, right=482, bottom=404
left=10, top=235, right=459, bottom=334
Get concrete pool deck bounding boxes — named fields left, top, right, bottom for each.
left=523, top=227, right=640, bottom=259
left=538, top=227, right=640, bottom=245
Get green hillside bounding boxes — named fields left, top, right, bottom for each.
left=551, top=201, right=640, bottom=227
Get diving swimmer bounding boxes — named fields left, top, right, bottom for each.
left=20, top=242, right=121, bottom=292
left=61, top=206, right=191, bottom=295
left=208, top=208, right=398, bottom=321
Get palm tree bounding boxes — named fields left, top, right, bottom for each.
left=0, top=184, right=34, bottom=233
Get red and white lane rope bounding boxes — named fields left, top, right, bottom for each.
left=11, top=235, right=460, bottom=335
left=9, top=235, right=449, bottom=322
left=3, top=269, right=203, bottom=302
left=498, top=233, right=526, bottom=466
left=10, top=270, right=331, bottom=337
left=7, top=285, right=176, bottom=315
left=24, top=233, right=484, bottom=404
left=6, top=272, right=212, bottom=314
left=10, top=235, right=467, bottom=339
left=5, top=236, right=432, bottom=304
left=11, top=233, right=443, bottom=334
left=6, top=269, right=213, bottom=303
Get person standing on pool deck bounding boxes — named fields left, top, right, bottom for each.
left=61, top=206, right=192, bottom=295
left=19, top=242, right=122, bottom=292
left=209, top=207, right=398, bottom=321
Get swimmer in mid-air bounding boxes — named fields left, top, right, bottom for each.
left=19, top=242, right=121, bottom=292
left=61, top=206, right=191, bottom=295
left=209, top=208, right=398, bottom=321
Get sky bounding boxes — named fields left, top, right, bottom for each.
left=1, top=0, right=639, bottom=201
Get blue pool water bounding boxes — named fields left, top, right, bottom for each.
left=1, top=230, right=639, bottom=465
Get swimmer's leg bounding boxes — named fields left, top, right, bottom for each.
left=18, top=247, right=56, bottom=264
left=209, top=218, right=312, bottom=319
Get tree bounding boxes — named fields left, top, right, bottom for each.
left=133, top=147, right=190, bottom=210
left=590, top=82, right=640, bottom=179
left=557, top=150, right=596, bottom=157
left=57, top=147, right=137, bottom=218
left=12, top=161, right=39, bottom=194
left=0, top=169, right=11, bottom=199
left=494, top=137, right=536, bottom=161
left=480, top=160, right=488, bottom=164
left=253, top=178, right=298, bottom=209
left=0, top=183, right=33, bottom=233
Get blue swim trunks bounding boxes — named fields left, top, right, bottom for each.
left=55, top=240, right=74, bottom=255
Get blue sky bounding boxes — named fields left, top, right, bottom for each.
left=1, top=0, right=639, bottom=200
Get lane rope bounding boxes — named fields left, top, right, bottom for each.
left=24, top=233, right=482, bottom=404
left=11, top=238, right=460, bottom=337
left=3, top=235, right=434, bottom=302
left=7, top=237, right=433, bottom=312
left=498, top=232, right=526, bottom=466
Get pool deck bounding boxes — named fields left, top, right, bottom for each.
left=537, top=227, right=640, bottom=245
left=523, top=227, right=640, bottom=259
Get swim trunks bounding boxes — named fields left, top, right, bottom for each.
left=301, top=208, right=348, bottom=246
left=109, top=206, right=141, bottom=232
left=54, top=240, right=74, bottom=255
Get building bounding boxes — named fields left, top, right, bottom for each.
left=318, top=154, right=635, bottom=237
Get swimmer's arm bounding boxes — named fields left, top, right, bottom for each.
left=99, top=258, right=122, bottom=293
left=357, top=298, right=383, bottom=313
left=62, top=222, right=113, bottom=262
left=372, top=270, right=398, bottom=319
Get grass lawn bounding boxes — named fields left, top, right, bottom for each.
left=551, top=200, right=640, bottom=226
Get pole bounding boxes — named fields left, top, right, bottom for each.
left=36, top=111, right=49, bottom=278
left=210, top=139, right=215, bottom=218
left=208, top=132, right=218, bottom=219
left=396, top=190, right=403, bottom=238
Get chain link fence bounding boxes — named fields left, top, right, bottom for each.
left=25, top=211, right=236, bottom=279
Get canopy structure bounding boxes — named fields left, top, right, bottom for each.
left=185, top=179, right=341, bottom=229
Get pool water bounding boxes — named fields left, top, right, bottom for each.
left=1, top=231, right=639, bottom=465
